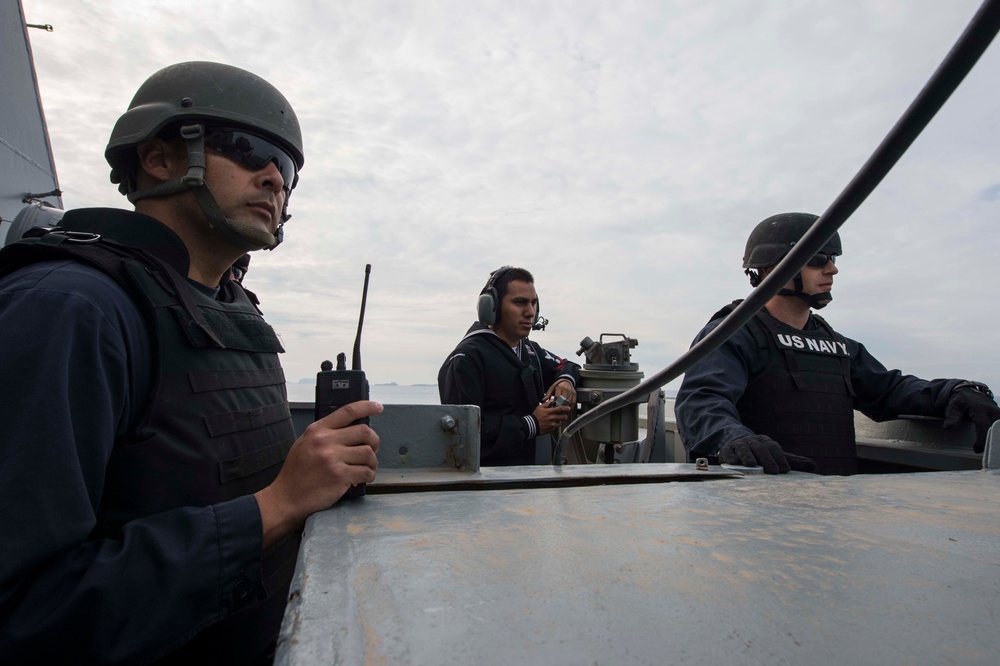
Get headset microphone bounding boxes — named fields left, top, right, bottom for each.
left=478, top=266, right=543, bottom=329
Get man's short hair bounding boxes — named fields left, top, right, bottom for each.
left=492, top=267, right=534, bottom=301
left=120, top=123, right=184, bottom=194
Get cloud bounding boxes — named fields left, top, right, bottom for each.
left=980, top=184, right=1000, bottom=202
left=23, top=0, right=1000, bottom=391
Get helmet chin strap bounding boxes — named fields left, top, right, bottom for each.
left=748, top=269, right=832, bottom=310
left=126, top=123, right=286, bottom=252
left=778, top=273, right=833, bottom=309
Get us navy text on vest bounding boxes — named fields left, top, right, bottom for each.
left=774, top=333, right=849, bottom=356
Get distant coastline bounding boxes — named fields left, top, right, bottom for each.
left=296, top=378, right=432, bottom=386
left=289, top=381, right=675, bottom=403
left=287, top=382, right=439, bottom=404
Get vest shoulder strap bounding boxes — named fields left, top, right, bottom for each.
left=0, top=232, right=138, bottom=284
left=707, top=300, right=770, bottom=348
left=707, top=299, right=742, bottom=324
left=745, top=310, right=771, bottom=349
left=0, top=231, right=242, bottom=349
left=810, top=312, right=837, bottom=338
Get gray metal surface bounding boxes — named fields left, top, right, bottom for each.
left=290, top=403, right=482, bottom=471
left=371, top=461, right=744, bottom=492
left=277, top=470, right=1000, bottom=665
left=985, top=422, right=1000, bottom=471
left=1, top=1, right=62, bottom=235
left=854, top=413, right=980, bottom=471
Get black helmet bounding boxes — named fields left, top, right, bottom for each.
left=743, top=213, right=841, bottom=269
left=105, top=62, right=303, bottom=251
left=743, top=212, right=841, bottom=309
left=106, top=61, right=303, bottom=184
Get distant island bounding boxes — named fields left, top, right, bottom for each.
left=295, top=378, right=436, bottom=386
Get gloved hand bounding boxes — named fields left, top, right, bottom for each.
left=943, top=383, right=1000, bottom=454
left=717, top=435, right=817, bottom=474
left=717, top=435, right=780, bottom=474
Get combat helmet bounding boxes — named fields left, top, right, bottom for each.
left=743, top=212, right=841, bottom=309
left=105, top=61, right=304, bottom=251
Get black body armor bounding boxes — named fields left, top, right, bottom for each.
left=0, top=209, right=297, bottom=662
left=737, top=310, right=858, bottom=475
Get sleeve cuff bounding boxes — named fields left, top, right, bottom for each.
left=214, top=495, right=265, bottom=616
left=523, top=414, right=538, bottom=439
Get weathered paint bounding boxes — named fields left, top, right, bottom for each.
left=277, top=469, right=1000, bottom=665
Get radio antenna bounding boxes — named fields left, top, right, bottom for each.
left=352, top=264, right=371, bottom=371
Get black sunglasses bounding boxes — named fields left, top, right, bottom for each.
left=204, top=127, right=298, bottom=191
left=805, top=252, right=838, bottom=268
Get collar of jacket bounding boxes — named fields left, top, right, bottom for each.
left=58, top=207, right=191, bottom=277
left=462, top=321, right=529, bottom=360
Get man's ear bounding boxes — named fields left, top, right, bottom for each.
left=136, top=138, right=183, bottom=183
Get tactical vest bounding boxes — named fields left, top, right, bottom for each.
left=0, top=210, right=298, bottom=662
left=736, top=309, right=858, bottom=475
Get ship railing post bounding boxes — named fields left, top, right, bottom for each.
left=984, top=421, right=1000, bottom=472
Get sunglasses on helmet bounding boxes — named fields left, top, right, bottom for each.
left=204, top=127, right=298, bottom=191
left=805, top=252, right=838, bottom=268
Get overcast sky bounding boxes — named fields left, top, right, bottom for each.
left=21, top=0, right=1000, bottom=392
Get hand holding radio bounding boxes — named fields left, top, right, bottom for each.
left=313, top=264, right=374, bottom=499
left=255, top=264, right=379, bottom=550
left=533, top=378, right=576, bottom=434
left=543, top=378, right=577, bottom=409
left=254, top=400, right=381, bottom=549
left=533, top=399, right=571, bottom=434
left=549, top=395, right=570, bottom=408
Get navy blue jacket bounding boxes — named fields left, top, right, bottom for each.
left=0, top=210, right=275, bottom=664
left=438, top=322, right=580, bottom=465
left=675, top=308, right=961, bottom=459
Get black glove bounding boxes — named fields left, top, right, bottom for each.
left=718, top=435, right=788, bottom=474
left=718, top=435, right=818, bottom=474
left=943, top=383, right=1000, bottom=454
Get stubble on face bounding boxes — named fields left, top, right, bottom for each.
left=203, top=151, right=285, bottom=237
left=493, top=279, right=538, bottom=347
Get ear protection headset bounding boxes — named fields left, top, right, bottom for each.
left=477, top=266, right=541, bottom=327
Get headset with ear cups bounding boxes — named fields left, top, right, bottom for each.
left=477, top=266, right=540, bottom=328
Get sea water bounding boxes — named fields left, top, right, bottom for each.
left=286, top=382, right=440, bottom=405
left=287, top=382, right=675, bottom=405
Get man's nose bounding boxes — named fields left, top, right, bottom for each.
left=257, top=158, right=285, bottom=192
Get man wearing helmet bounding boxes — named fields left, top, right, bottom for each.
left=0, top=63, right=380, bottom=663
left=675, top=212, right=1000, bottom=476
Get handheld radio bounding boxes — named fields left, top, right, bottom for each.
left=315, top=264, right=372, bottom=500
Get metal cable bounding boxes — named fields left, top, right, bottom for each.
left=554, top=0, right=1000, bottom=465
